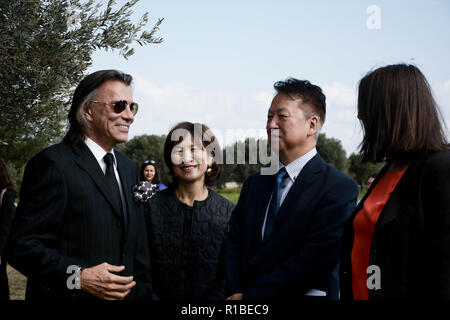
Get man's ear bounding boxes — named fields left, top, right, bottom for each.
left=308, top=115, right=319, bottom=137
left=83, top=104, right=93, bottom=122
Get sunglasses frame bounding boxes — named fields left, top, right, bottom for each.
left=89, top=100, right=139, bottom=116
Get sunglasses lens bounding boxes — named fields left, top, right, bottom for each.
left=112, top=100, right=138, bottom=115
left=130, top=102, right=138, bottom=115
left=113, top=100, right=128, bottom=113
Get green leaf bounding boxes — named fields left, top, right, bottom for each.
left=0, top=0, right=163, bottom=182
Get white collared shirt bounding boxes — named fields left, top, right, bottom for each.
left=84, top=137, right=126, bottom=203
left=278, top=147, right=317, bottom=205
left=261, top=147, right=317, bottom=239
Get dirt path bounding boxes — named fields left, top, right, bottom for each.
left=6, top=264, right=26, bottom=300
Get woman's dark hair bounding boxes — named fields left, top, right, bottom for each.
left=369, top=172, right=378, bottom=180
left=63, top=70, right=133, bottom=148
left=274, top=77, right=326, bottom=127
left=163, top=122, right=223, bottom=187
left=358, top=64, right=448, bottom=163
left=0, top=158, right=17, bottom=195
left=140, top=160, right=160, bottom=184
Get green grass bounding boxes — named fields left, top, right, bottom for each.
left=215, top=187, right=368, bottom=206
left=358, top=187, right=368, bottom=202
left=214, top=188, right=241, bottom=205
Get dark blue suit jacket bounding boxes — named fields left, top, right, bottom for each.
left=225, top=153, right=358, bottom=299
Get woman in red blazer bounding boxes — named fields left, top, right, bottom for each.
left=340, top=64, right=450, bottom=299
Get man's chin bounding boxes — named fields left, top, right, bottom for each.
left=115, top=135, right=129, bottom=144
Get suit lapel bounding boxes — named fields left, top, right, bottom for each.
left=374, top=162, right=412, bottom=231
left=261, top=154, right=325, bottom=243
left=74, top=144, right=123, bottom=219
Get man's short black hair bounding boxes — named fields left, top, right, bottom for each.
left=274, top=77, right=326, bottom=125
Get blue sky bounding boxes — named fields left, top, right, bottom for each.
left=88, top=0, right=450, bottom=156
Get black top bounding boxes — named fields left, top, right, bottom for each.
left=145, top=188, right=234, bottom=300
left=0, top=188, right=16, bottom=255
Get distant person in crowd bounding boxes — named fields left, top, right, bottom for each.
left=0, top=158, right=17, bottom=300
left=367, top=173, right=377, bottom=188
left=140, top=159, right=167, bottom=191
left=8, top=70, right=152, bottom=300
left=225, top=78, right=358, bottom=300
left=134, top=121, right=234, bottom=299
left=340, top=64, right=450, bottom=300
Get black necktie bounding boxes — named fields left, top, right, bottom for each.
left=264, top=167, right=288, bottom=240
left=103, top=153, right=125, bottom=221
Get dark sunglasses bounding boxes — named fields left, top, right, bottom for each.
left=89, top=100, right=139, bottom=116
left=143, top=159, right=156, bottom=165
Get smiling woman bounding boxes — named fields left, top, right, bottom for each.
left=134, top=121, right=235, bottom=300
left=164, top=122, right=223, bottom=191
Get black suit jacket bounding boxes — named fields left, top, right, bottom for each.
left=340, top=150, right=450, bottom=299
left=8, top=142, right=152, bottom=300
left=225, top=153, right=358, bottom=299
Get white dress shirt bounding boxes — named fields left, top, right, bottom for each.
left=261, top=147, right=317, bottom=239
left=84, top=137, right=126, bottom=205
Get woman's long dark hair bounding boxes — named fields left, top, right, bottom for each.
left=358, top=64, right=448, bottom=163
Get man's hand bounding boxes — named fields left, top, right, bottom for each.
left=226, top=293, right=243, bottom=300
left=80, top=262, right=136, bottom=300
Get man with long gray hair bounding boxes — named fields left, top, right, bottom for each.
left=8, top=70, right=153, bottom=300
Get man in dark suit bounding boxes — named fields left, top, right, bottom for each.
left=225, top=78, right=358, bottom=300
left=8, top=70, right=152, bottom=300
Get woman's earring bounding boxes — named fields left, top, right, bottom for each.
left=206, top=167, right=213, bottom=176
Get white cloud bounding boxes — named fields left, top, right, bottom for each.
left=443, top=80, right=450, bottom=88
left=128, top=74, right=363, bottom=156
left=127, top=77, right=450, bottom=157
left=323, top=81, right=357, bottom=107
left=321, top=82, right=361, bottom=156
left=128, top=72, right=271, bottom=148
left=254, top=90, right=273, bottom=106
